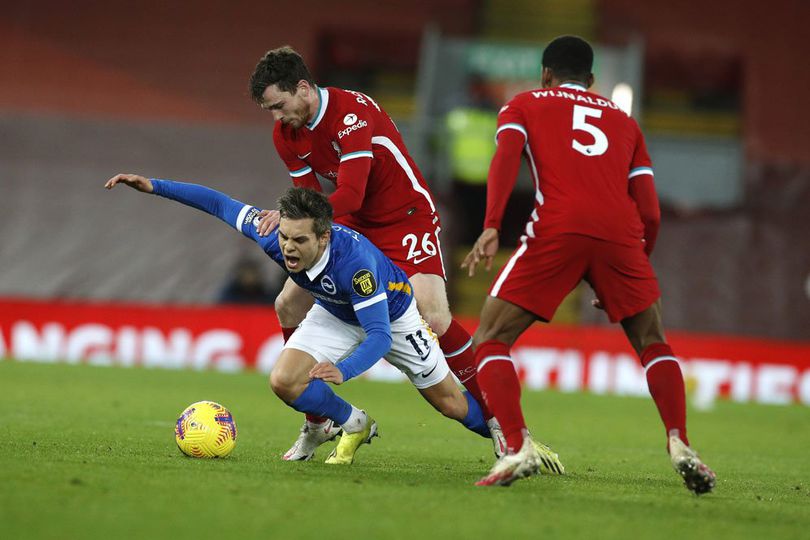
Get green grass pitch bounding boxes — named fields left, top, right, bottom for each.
left=2, top=360, right=808, bottom=540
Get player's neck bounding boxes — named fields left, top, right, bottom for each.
left=306, top=85, right=321, bottom=124
left=555, top=79, right=588, bottom=89
left=306, top=242, right=329, bottom=272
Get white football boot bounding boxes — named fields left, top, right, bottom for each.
left=475, top=436, right=541, bottom=486
left=669, top=435, right=716, bottom=495
left=282, top=418, right=342, bottom=461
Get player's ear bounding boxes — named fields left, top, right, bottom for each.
left=585, top=73, right=594, bottom=89
left=319, top=229, right=331, bottom=246
left=541, top=67, right=553, bottom=88
left=298, top=80, right=312, bottom=96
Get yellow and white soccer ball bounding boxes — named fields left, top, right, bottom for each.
left=175, top=401, right=238, bottom=458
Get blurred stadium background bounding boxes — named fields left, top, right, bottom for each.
left=2, top=0, right=809, bottom=407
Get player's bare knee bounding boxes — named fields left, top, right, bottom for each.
left=422, top=307, right=451, bottom=336
left=268, top=370, right=287, bottom=399
left=412, top=274, right=452, bottom=335
left=274, top=293, right=294, bottom=326
left=269, top=368, right=303, bottom=403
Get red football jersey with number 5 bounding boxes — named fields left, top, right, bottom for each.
left=492, top=83, right=653, bottom=246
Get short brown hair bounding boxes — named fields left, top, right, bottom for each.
left=277, top=187, right=333, bottom=237
left=249, top=46, right=315, bottom=103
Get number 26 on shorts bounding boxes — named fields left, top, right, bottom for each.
left=402, top=232, right=437, bottom=265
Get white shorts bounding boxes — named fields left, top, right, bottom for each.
left=284, top=301, right=449, bottom=389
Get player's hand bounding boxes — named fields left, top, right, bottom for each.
left=104, top=173, right=154, bottom=193
left=461, top=228, right=500, bottom=277
left=257, top=209, right=280, bottom=236
left=591, top=298, right=605, bottom=310
left=309, top=362, right=344, bottom=385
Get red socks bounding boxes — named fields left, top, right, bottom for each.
left=641, top=342, right=688, bottom=446
left=475, top=339, right=527, bottom=452
left=439, top=320, right=492, bottom=418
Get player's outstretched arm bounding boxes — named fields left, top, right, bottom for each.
left=105, top=173, right=237, bottom=220
left=105, top=173, right=277, bottom=243
left=105, top=173, right=154, bottom=193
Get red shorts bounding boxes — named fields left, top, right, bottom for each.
left=336, top=214, right=446, bottom=279
left=490, top=233, right=660, bottom=323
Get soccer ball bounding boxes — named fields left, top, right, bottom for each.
left=175, top=401, right=238, bottom=458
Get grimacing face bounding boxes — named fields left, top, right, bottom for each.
left=260, top=82, right=313, bottom=129
left=277, top=217, right=329, bottom=273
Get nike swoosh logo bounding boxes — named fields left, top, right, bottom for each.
left=420, top=363, right=438, bottom=378
left=412, top=255, right=433, bottom=265
left=297, top=152, right=311, bottom=159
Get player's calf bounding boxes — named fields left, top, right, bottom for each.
left=269, top=367, right=310, bottom=404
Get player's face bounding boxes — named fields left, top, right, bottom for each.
left=277, top=217, right=329, bottom=273
left=261, top=82, right=312, bottom=129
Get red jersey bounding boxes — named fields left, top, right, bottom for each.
left=488, top=83, right=653, bottom=246
left=273, top=86, right=438, bottom=230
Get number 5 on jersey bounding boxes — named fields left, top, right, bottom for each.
left=572, top=105, right=608, bottom=156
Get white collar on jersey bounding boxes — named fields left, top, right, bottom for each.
left=559, top=82, right=587, bottom=91
left=306, top=86, right=330, bottom=130
left=305, top=242, right=331, bottom=280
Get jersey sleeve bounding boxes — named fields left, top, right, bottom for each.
left=334, top=255, right=392, bottom=382
left=494, top=102, right=529, bottom=145
left=483, top=102, right=528, bottom=231
left=272, top=124, right=321, bottom=191
left=628, top=119, right=654, bottom=179
left=327, top=95, right=376, bottom=217
left=626, top=121, right=661, bottom=255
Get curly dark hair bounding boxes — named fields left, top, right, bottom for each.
left=277, top=187, right=333, bottom=237
left=249, top=46, right=315, bottom=103
left=542, top=35, right=593, bottom=82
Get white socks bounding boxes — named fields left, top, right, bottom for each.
left=341, top=407, right=367, bottom=434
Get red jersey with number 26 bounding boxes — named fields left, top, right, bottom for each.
left=489, top=83, right=653, bottom=246
left=272, top=86, right=438, bottom=230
